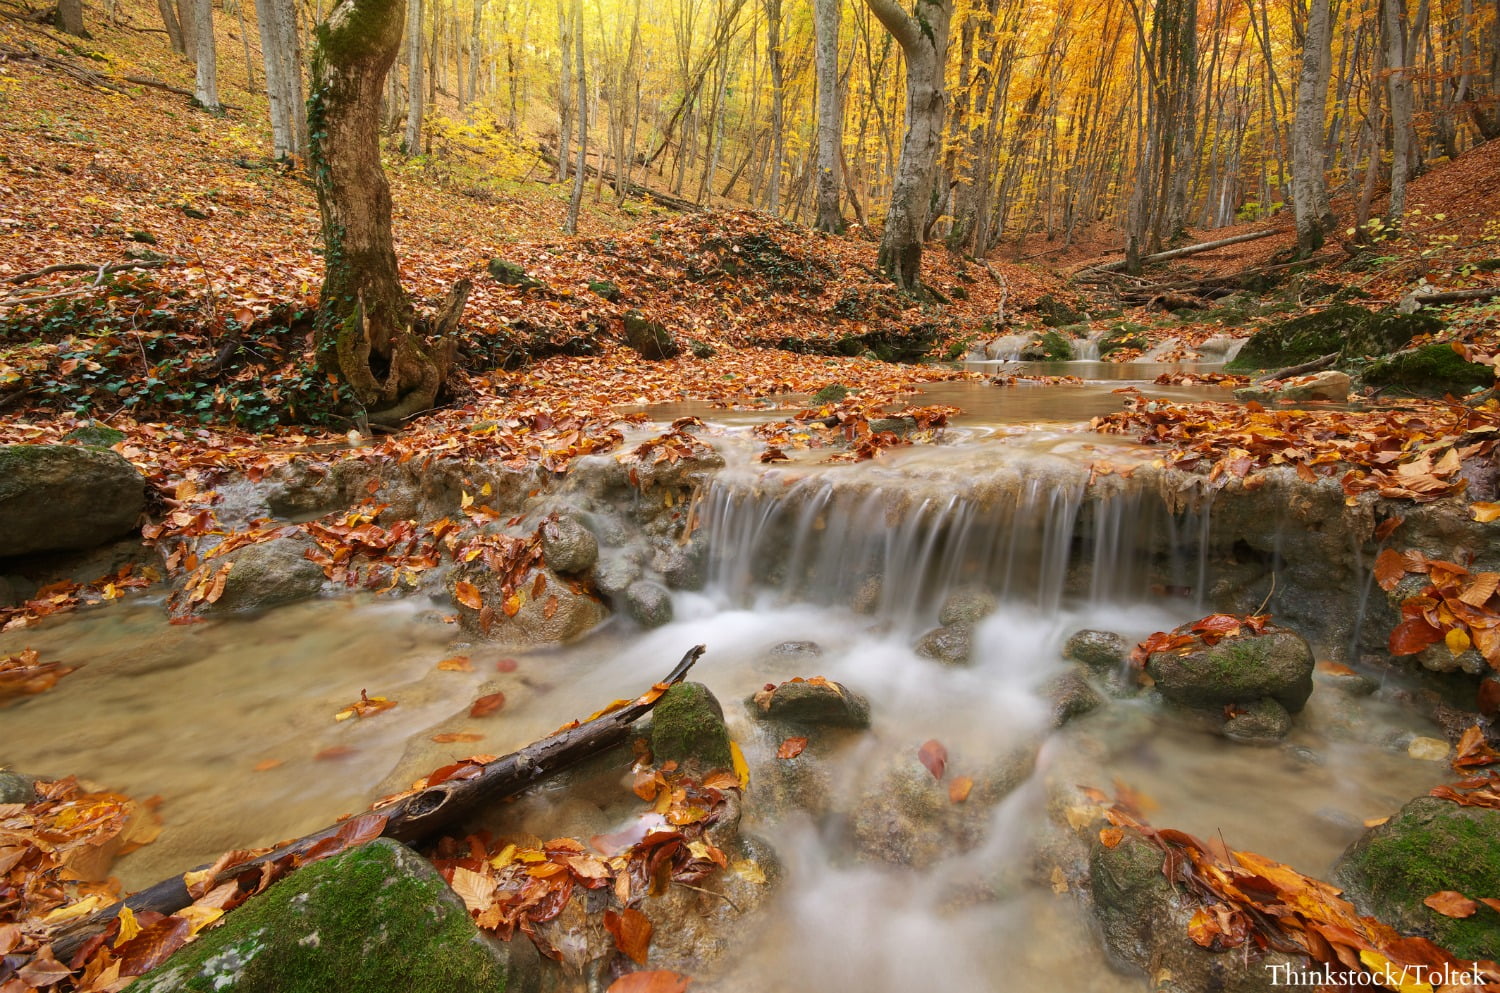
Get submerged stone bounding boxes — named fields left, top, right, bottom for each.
left=1334, top=796, right=1500, bottom=961
left=1043, top=670, right=1103, bottom=727
left=915, top=624, right=973, bottom=666
left=133, top=838, right=540, bottom=993
left=938, top=587, right=998, bottom=627
left=650, top=681, right=734, bottom=771
left=1222, top=697, right=1291, bottom=744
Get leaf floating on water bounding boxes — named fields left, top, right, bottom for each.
left=437, top=655, right=473, bottom=672
left=917, top=739, right=947, bottom=779
left=776, top=737, right=808, bottom=759
left=432, top=732, right=485, bottom=743
left=334, top=689, right=396, bottom=721
left=470, top=692, right=507, bottom=718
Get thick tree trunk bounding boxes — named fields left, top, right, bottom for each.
left=193, top=0, right=220, bottom=112
left=310, top=0, right=468, bottom=425
left=1292, top=0, right=1334, bottom=254
left=56, top=0, right=87, bottom=36
left=255, top=0, right=308, bottom=161
left=866, top=0, right=952, bottom=290
left=812, top=0, right=844, bottom=233
left=1382, top=0, right=1414, bottom=224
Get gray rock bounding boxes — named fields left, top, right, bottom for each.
left=62, top=422, right=127, bottom=448
left=593, top=551, right=642, bottom=597
left=0, top=445, right=145, bottom=558
left=1062, top=629, right=1131, bottom=672
left=1146, top=628, right=1315, bottom=712
left=656, top=537, right=706, bottom=591
left=202, top=536, right=326, bottom=613
left=453, top=566, right=606, bottom=646
left=768, top=640, right=823, bottom=659
left=540, top=516, right=597, bottom=575
left=1333, top=796, right=1500, bottom=961
left=651, top=682, right=733, bottom=771
left=747, top=678, right=871, bottom=729
left=938, top=587, right=998, bottom=627
left=1043, top=670, right=1103, bottom=727
left=0, top=771, right=35, bottom=804
left=133, top=838, right=539, bottom=993
left=1234, top=370, right=1351, bottom=404
left=915, top=624, right=973, bottom=666
left=850, top=575, right=882, bottom=614
left=1222, top=697, right=1292, bottom=744
left=625, top=579, right=673, bottom=628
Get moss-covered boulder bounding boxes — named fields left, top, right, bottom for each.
left=1098, top=324, right=1147, bottom=357
left=1019, top=329, right=1075, bottom=361
left=1146, top=628, right=1314, bottom=713
left=746, top=678, right=872, bottom=729
left=586, top=279, right=620, bottom=301
left=195, top=535, right=326, bottom=613
left=812, top=383, right=849, bottom=404
left=62, top=422, right=127, bottom=448
left=1362, top=342, right=1494, bottom=395
left=1333, top=796, right=1500, bottom=961
left=487, top=258, right=542, bottom=289
left=1225, top=304, right=1442, bottom=372
left=622, top=310, right=679, bottom=360
left=134, top=839, right=540, bottom=993
left=650, top=681, right=733, bottom=771
left=0, top=444, right=145, bottom=558
left=1031, top=294, right=1088, bottom=328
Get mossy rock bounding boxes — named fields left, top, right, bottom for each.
left=487, top=258, right=542, bottom=289
left=812, top=383, right=849, bottom=404
left=62, top=422, right=127, bottom=448
left=1019, top=329, right=1074, bottom=361
left=1225, top=304, right=1442, bottom=372
left=1031, top=294, right=1087, bottom=328
left=1333, top=797, right=1500, bottom=961
left=650, top=681, right=733, bottom=771
left=134, top=839, right=539, bottom=993
left=688, top=338, right=715, bottom=359
left=1098, top=325, right=1147, bottom=357
left=1146, top=628, right=1314, bottom=713
left=622, top=310, right=679, bottom=360
left=586, top=279, right=620, bottom=301
left=0, top=444, right=145, bottom=557
left=1362, top=342, right=1494, bottom=395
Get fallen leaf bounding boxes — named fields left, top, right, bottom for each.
left=948, top=776, right=973, bottom=803
left=1423, top=890, right=1478, bottom=918
left=432, top=732, right=485, bottom=743
left=1099, top=826, right=1125, bottom=848
left=605, top=907, right=653, bottom=965
left=776, top=736, right=808, bottom=759
left=606, top=970, right=690, bottom=993
left=454, top=581, right=483, bottom=609
left=252, top=758, right=283, bottom=772
left=917, top=739, right=948, bottom=779
left=438, top=655, right=473, bottom=672
left=470, top=692, right=506, bottom=718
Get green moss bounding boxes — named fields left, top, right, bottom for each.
left=1098, top=324, right=1147, bottom=357
left=1019, top=329, right=1074, bottom=361
left=1335, top=798, right=1500, bottom=960
left=1226, top=304, right=1443, bottom=372
left=650, top=681, right=733, bottom=771
left=62, top=423, right=126, bottom=448
left=1032, top=294, right=1087, bottom=328
left=812, top=383, right=849, bottom=403
left=1362, top=342, right=1494, bottom=394
left=488, top=259, right=541, bottom=288
left=586, top=279, right=619, bottom=301
left=135, top=840, right=521, bottom=993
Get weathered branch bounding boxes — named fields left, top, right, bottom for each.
left=50, top=645, right=707, bottom=959
left=5, top=259, right=166, bottom=285
left=123, top=74, right=244, bottom=111
left=1092, top=228, right=1280, bottom=272
left=1256, top=351, right=1339, bottom=383
left=1397, top=285, right=1500, bottom=314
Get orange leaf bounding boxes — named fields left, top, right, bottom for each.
left=455, top=581, right=483, bottom=610
left=1099, top=827, right=1125, bottom=848
left=917, top=739, right=947, bottom=779
left=604, top=907, right=654, bottom=965
left=1373, top=516, right=1404, bottom=542
left=1423, top=890, right=1478, bottom=918
left=948, top=776, right=974, bottom=803
left=503, top=593, right=523, bottom=617
left=777, top=737, right=808, bottom=759
left=252, top=758, right=283, bottom=772
left=1471, top=502, right=1500, bottom=523
left=432, top=732, right=484, bottom=743
left=1389, top=618, right=1444, bottom=656
left=606, top=971, right=690, bottom=993
left=1374, top=548, right=1408, bottom=591
left=470, top=692, right=506, bottom=718
left=1453, top=725, right=1500, bottom=770
left=438, top=655, right=473, bottom=672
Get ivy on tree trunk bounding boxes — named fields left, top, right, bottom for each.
left=309, top=0, right=470, bottom=426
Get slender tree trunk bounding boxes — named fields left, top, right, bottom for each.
left=765, top=0, right=785, bottom=213
left=812, top=0, right=844, bottom=232
left=864, top=0, right=952, bottom=290
left=557, top=0, right=572, bottom=180
left=403, top=0, right=425, bottom=155
left=564, top=0, right=586, bottom=233
left=179, top=0, right=199, bottom=57
left=194, top=0, right=221, bottom=112
left=1293, top=0, right=1335, bottom=253
left=1382, top=0, right=1415, bottom=224
left=256, top=0, right=308, bottom=160
left=157, top=0, right=186, bottom=52
left=467, top=0, right=483, bottom=111
left=310, top=0, right=469, bottom=425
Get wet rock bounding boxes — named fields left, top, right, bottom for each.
left=202, top=535, right=325, bottom=612
left=915, top=624, right=973, bottom=666
left=655, top=537, right=706, bottom=590
left=1233, top=370, right=1351, bottom=404
left=1062, top=629, right=1131, bottom=672
left=0, top=445, right=145, bottom=558
left=1146, top=627, right=1314, bottom=713
left=1226, top=303, right=1440, bottom=372
left=768, top=640, right=823, bottom=659
left=1090, top=829, right=1301, bottom=991
left=0, top=771, right=35, bottom=804
left=850, top=575, right=882, bottom=614
left=938, top=587, right=998, bottom=627
left=1406, top=736, right=1450, bottom=762
left=650, top=681, right=734, bottom=771
left=1196, top=334, right=1245, bottom=362
left=133, top=838, right=540, bottom=993
left=1222, top=697, right=1292, bottom=744
left=453, top=565, right=605, bottom=647
left=1364, top=342, right=1494, bottom=395
left=747, top=678, right=871, bottom=729
left=592, top=551, right=642, bottom=598
left=850, top=743, right=1036, bottom=867
left=1334, top=796, right=1500, bottom=961
left=622, top=309, right=679, bottom=360
left=1313, top=662, right=1379, bottom=696
left=624, top=579, right=673, bottom=628
left=632, top=834, right=779, bottom=973
left=540, top=515, right=597, bottom=575
left=1019, top=329, right=1074, bottom=361
left=1043, top=670, right=1103, bottom=727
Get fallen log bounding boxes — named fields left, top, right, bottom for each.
left=123, top=74, right=244, bottom=111
left=535, top=143, right=701, bottom=214
left=1255, top=352, right=1339, bottom=383
left=50, top=644, right=706, bottom=960
left=1397, top=285, right=1500, bottom=314
left=1093, top=228, right=1280, bottom=273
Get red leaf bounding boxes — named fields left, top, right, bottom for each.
left=1389, top=618, right=1444, bottom=656
left=776, top=737, right=808, bottom=759
left=114, top=916, right=191, bottom=976
left=470, top=692, right=506, bottom=718
left=604, top=907, right=654, bottom=965
left=1374, top=548, right=1408, bottom=591
left=607, top=971, right=690, bottom=993
left=917, top=739, right=947, bottom=779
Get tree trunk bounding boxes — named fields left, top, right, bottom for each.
left=310, top=0, right=469, bottom=426
left=765, top=0, right=784, bottom=213
left=557, top=0, right=572, bottom=181
left=403, top=0, right=425, bottom=155
left=157, top=0, right=185, bottom=53
left=193, top=0, right=220, bottom=112
left=865, top=0, right=952, bottom=290
left=57, top=0, right=87, bottom=36
left=466, top=0, right=483, bottom=110
left=255, top=0, right=308, bottom=160
left=1292, top=0, right=1335, bottom=254
left=1382, top=0, right=1414, bottom=224
left=564, top=0, right=585, bottom=233
left=178, top=0, right=198, bottom=57
left=812, top=0, right=844, bottom=232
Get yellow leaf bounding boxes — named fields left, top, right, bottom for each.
left=731, top=859, right=766, bottom=884
left=1447, top=626, right=1472, bottom=657
left=489, top=843, right=517, bottom=869
left=730, top=740, right=750, bottom=788
left=177, top=905, right=224, bottom=935
left=449, top=866, right=494, bottom=915
left=1472, top=502, right=1500, bottom=523
left=1358, top=949, right=1436, bottom=993
left=41, top=894, right=104, bottom=924
left=114, top=905, right=141, bottom=945
left=460, top=490, right=475, bottom=509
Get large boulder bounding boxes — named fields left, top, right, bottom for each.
left=201, top=535, right=326, bottom=613
left=1233, top=370, right=1351, bottom=404
left=1146, top=628, right=1315, bottom=713
left=622, top=310, right=679, bottom=360
left=650, top=681, right=734, bottom=771
left=134, top=838, right=541, bottom=993
left=452, top=565, right=606, bottom=647
left=0, top=445, right=145, bottom=557
left=1225, top=304, right=1441, bottom=372
left=1363, top=342, right=1495, bottom=395
left=1333, top=796, right=1500, bottom=961
left=540, top=516, right=597, bottom=575
left=747, top=677, right=871, bottom=729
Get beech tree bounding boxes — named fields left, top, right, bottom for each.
left=310, top=0, right=471, bottom=425
left=1291, top=0, right=1334, bottom=254
left=812, top=0, right=844, bottom=233
left=864, top=0, right=952, bottom=290
left=255, top=0, right=308, bottom=160
left=192, top=0, right=220, bottom=112
left=57, top=0, right=86, bottom=36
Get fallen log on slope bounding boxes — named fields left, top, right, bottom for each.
left=1091, top=228, right=1280, bottom=273
left=50, top=644, right=707, bottom=960
left=1397, top=285, right=1500, bottom=314
left=535, top=143, right=702, bottom=215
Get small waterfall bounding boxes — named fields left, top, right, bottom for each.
left=1073, top=332, right=1102, bottom=361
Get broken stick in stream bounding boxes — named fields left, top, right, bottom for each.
left=49, top=644, right=708, bottom=961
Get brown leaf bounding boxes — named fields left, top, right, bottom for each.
left=917, top=739, right=947, bottom=779
left=16, top=944, right=73, bottom=986
left=776, top=737, right=808, bottom=759
left=114, top=915, right=191, bottom=976
left=1453, top=725, right=1500, bottom=770
left=470, top=692, right=506, bottom=718
left=1389, top=618, right=1444, bottom=656
left=454, top=580, right=483, bottom=610
left=1373, top=516, right=1404, bottom=542
left=1374, top=548, right=1408, bottom=591
left=437, top=655, right=473, bottom=672
left=606, top=970, right=690, bottom=993
left=1423, top=890, right=1478, bottom=918
left=604, top=907, right=654, bottom=965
